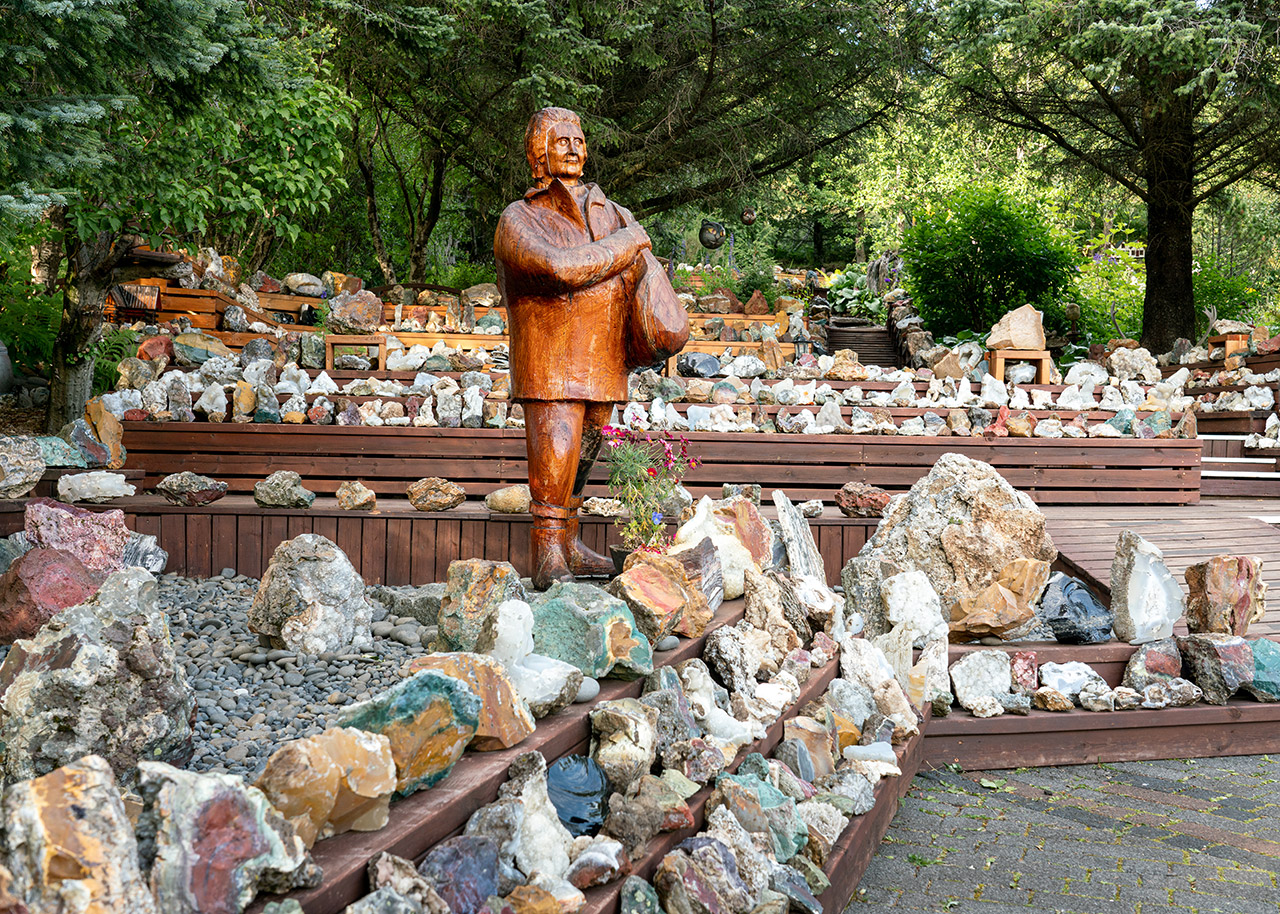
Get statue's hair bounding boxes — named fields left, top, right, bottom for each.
left=525, top=107, right=582, bottom=182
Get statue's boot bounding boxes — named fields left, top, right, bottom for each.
left=531, top=502, right=575, bottom=591
left=566, top=494, right=615, bottom=577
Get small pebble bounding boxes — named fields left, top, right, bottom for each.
left=575, top=678, right=600, bottom=703
left=655, top=635, right=680, bottom=652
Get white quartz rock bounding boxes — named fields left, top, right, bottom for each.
left=194, top=383, right=227, bottom=417
left=307, top=371, right=339, bottom=395
left=275, top=364, right=310, bottom=396
left=56, top=471, right=135, bottom=503
left=880, top=570, right=949, bottom=648
left=488, top=599, right=536, bottom=666
left=1110, top=530, right=1185, bottom=644
left=980, top=374, right=1008, bottom=407
left=948, top=650, right=1012, bottom=712
left=1039, top=661, right=1107, bottom=701
left=1064, top=361, right=1109, bottom=386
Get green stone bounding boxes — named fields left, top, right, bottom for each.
left=790, top=856, right=831, bottom=894
left=36, top=436, right=87, bottom=468
left=437, top=559, right=527, bottom=653
left=811, top=792, right=861, bottom=816
left=714, top=770, right=811, bottom=862
left=172, top=332, right=233, bottom=366
left=529, top=582, right=653, bottom=680
left=618, top=874, right=661, bottom=914
left=340, top=670, right=481, bottom=796
left=1104, top=407, right=1136, bottom=435
left=1245, top=638, right=1280, bottom=702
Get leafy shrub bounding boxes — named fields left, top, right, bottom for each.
left=1193, top=256, right=1266, bottom=337
left=826, top=270, right=884, bottom=321
left=1071, top=240, right=1145, bottom=343
left=0, top=245, right=60, bottom=376
left=901, top=185, right=1079, bottom=337
left=437, top=260, right=497, bottom=290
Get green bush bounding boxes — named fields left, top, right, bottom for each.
left=901, top=185, right=1079, bottom=337
left=90, top=328, right=140, bottom=396
left=1071, top=241, right=1145, bottom=343
left=1193, top=256, right=1266, bottom=338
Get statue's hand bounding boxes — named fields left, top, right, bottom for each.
left=628, top=223, right=652, bottom=253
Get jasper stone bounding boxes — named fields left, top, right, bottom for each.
left=1185, top=556, right=1266, bottom=636
left=608, top=554, right=704, bottom=644
left=1244, top=639, right=1280, bottom=702
left=340, top=670, right=481, bottom=795
left=336, top=480, right=378, bottom=511
left=24, top=496, right=130, bottom=574
left=136, top=761, right=320, bottom=913
left=546, top=755, right=611, bottom=837
left=565, top=837, right=631, bottom=889
left=437, top=559, right=528, bottom=653
left=619, top=875, right=662, bottom=914
left=3, top=755, right=158, bottom=914
left=836, top=481, right=891, bottom=518
left=1121, top=638, right=1182, bottom=691
left=1038, top=573, right=1113, bottom=644
left=418, top=836, right=499, bottom=914
left=654, top=839, right=752, bottom=914
left=949, top=581, right=1034, bottom=642
left=0, top=547, right=102, bottom=644
left=529, top=582, right=654, bottom=679
left=155, top=471, right=228, bottom=506
left=402, top=652, right=536, bottom=751
left=1176, top=633, right=1255, bottom=705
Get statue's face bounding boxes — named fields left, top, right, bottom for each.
left=545, top=121, right=587, bottom=183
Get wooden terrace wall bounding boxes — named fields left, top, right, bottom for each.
left=119, top=424, right=1204, bottom=506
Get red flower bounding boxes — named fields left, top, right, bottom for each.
left=647, top=467, right=658, bottom=477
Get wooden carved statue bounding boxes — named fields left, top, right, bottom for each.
left=495, top=107, right=688, bottom=589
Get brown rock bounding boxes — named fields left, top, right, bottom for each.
left=1108, top=338, right=1139, bottom=351
left=310, top=726, right=398, bottom=834
left=986, top=304, right=1046, bottom=350
left=136, top=334, right=175, bottom=363
left=744, top=291, right=770, bottom=315
left=836, top=481, right=891, bottom=518
left=783, top=716, right=835, bottom=780
left=1032, top=686, right=1073, bottom=711
left=1185, top=556, right=1266, bottom=636
left=254, top=736, right=340, bottom=847
left=403, top=652, right=536, bottom=751
left=761, top=338, right=784, bottom=373
left=931, top=351, right=966, bottom=380
left=502, top=885, right=563, bottom=914
left=949, top=581, right=1035, bottom=642
left=407, top=476, right=466, bottom=512
left=336, top=480, right=377, bottom=511
left=712, top=496, right=773, bottom=565
left=825, top=353, right=867, bottom=382
left=1005, top=411, right=1035, bottom=437
left=997, top=558, right=1051, bottom=610
left=0, top=548, right=103, bottom=644
left=84, top=398, right=126, bottom=469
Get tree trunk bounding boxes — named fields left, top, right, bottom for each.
left=30, top=205, right=68, bottom=294
left=1140, top=103, right=1197, bottom=353
left=47, top=237, right=115, bottom=432
left=406, top=152, right=448, bottom=284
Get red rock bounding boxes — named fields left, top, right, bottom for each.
left=712, top=288, right=743, bottom=312
left=835, top=482, right=891, bottom=518
left=123, top=409, right=149, bottom=422
left=744, top=290, right=770, bottom=315
left=257, top=275, right=283, bottom=293
left=24, top=497, right=130, bottom=574
left=713, top=496, right=773, bottom=565
left=137, top=334, right=175, bottom=362
left=1186, top=556, right=1266, bottom=636
left=1256, top=335, right=1280, bottom=356
left=0, top=548, right=103, bottom=643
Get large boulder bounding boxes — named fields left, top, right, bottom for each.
left=136, top=761, right=321, bottom=913
left=0, top=547, right=103, bottom=644
left=249, top=534, right=375, bottom=655
left=1184, top=556, right=1266, bottom=636
left=528, top=582, right=654, bottom=679
left=3, top=755, right=159, bottom=913
left=0, top=569, right=195, bottom=786
left=861, top=454, right=1056, bottom=610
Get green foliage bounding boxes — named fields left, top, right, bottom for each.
left=435, top=261, right=498, bottom=290
left=1071, top=230, right=1146, bottom=343
left=89, top=328, right=140, bottom=396
left=1, top=0, right=275, bottom=223
left=826, top=271, right=885, bottom=321
left=602, top=426, right=698, bottom=552
left=901, top=185, right=1079, bottom=337
left=0, top=284, right=59, bottom=377
left=1193, top=256, right=1266, bottom=338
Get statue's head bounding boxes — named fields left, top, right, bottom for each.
left=525, top=107, right=586, bottom=185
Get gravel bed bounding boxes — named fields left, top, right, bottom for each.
left=158, top=572, right=432, bottom=780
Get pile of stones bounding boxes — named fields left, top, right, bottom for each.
left=836, top=453, right=1280, bottom=720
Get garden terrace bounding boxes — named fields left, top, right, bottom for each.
left=116, top=424, right=1204, bottom=506
left=925, top=500, right=1280, bottom=770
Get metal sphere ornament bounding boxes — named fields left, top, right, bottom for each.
left=699, top=219, right=727, bottom=250
left=740, top=207, right=757, bottom=226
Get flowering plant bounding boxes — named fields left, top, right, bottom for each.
left=601, top=425, right=699, bottom=551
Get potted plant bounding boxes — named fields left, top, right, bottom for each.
left=826, top=271, right=885, bottom=327
left=601, top=426, right=699, bottom=568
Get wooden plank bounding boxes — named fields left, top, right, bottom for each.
left=409, top=518, right=435, bottom=584
left=237, top=515, right=264, bottom=579
left=361, top=516, right=386, bottom=585
left=385, top=519, right=412, bottom=586
left=335, top=517, right=363, bottom=573
left=211, top=515, right=238, bottom=576
left=186, top=513, right=212, bottom=579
